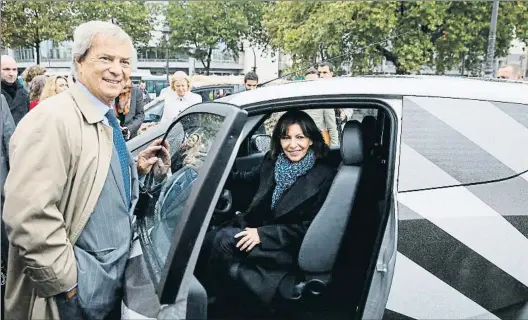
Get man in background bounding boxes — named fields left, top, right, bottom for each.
left=244, top=71, right=259, bottom=91
left=496, top=64, right=524, bottom=80
left=1, top=56, right=29, bottom=125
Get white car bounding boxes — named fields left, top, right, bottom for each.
left=124, top=75, right=528, bottom=320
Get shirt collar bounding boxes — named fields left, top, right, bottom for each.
left=76, top=81, right=112, bottom=120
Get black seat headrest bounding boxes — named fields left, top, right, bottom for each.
left=361, top=116, right=376, bottom=153
left=340, top=121, right=363, bottom=166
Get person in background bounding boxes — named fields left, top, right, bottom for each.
left=244, top=71, right=259, bottom=91
left=39, top=75, right=69, bottom=103
left=161, top=71, right=202, bottom=123
left=3, top=20, right=170, bottom=320
left=28, top=75, right=48, bottom=111
left=20, top=65, right=47, bottom=91
left=316, top=62, right=353, bottom=132
left=0, top=93, right=15, bottom=320
left=114, top=78, right=145, bottom=140
left=139, top=80, right=151, bottom=105
left=1, top=55, right=29, bottom=125
left=303, top=67, right=339, bottom=146
left=496, top=64, right=524, bottom=80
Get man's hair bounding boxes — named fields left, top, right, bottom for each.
left=305, top=67, right=318, bottom=76
left=317, top=61, right=334, bottom=72
left=140, top=80, right=146, bottom=84
left=244, top=71, right=258, bottom=83
left=71, top=21, right=133, bottom=77
left=21, top=65, right=47, bottom=84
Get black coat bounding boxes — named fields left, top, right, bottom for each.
left=1, top=81, right=29, bottom=125
left=231, top=152, right=336, bottom=304
left=120, top=86, right=145, bottom=137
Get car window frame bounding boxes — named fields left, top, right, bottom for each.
left=135, top=102, right=248, bottom=304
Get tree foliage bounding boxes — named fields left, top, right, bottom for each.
left=0, top=1, right=76, bottom=64
left=263, top=1, right=528, bottom=75
left=72, top=1, right=158, bottom=48
left=0, top=1, right=157, bottom=64
left=166, top=1, right=261, bottom=75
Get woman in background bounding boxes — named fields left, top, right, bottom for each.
left=39, top=75, right=68, bottom=102
left=28, top=75, right=48, bottom=111
left=114, top=79, right=145, bottom=140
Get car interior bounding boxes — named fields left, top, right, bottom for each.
left=131, top=102, right=396, bottom=320
left=199, top=104, right=396, bottom=319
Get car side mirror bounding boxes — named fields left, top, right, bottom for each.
left=251, top=134, right=271, bottom=153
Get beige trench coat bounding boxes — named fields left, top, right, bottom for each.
left=3, top=85, right=114, bottom=319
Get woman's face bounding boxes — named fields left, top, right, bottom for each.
left=280, top=123, right=312, bottom=162
left=121, top=80, right=132, bottom=95
left=173, top=79, right=189, bottom=97
left=55, top=77, right=69, bottom=94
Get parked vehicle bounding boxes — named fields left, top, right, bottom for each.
left=124, top=75, right=528, bottom=319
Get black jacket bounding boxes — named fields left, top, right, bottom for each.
left=231, top=152, right=336, bottom=304
left=119, top=86, right=145, bottom=137
left=1, top=81, right=29, bottom=125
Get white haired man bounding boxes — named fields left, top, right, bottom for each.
left=3, top=21, right=170, bottom=319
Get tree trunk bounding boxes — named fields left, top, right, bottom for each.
left=35, top=26, right=41, bottom=65
left=35, top=42, right=41, bottom=65
left=205, top=47, right=212, bottom=75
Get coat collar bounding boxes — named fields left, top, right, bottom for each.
left=68, top=83, right=108, bottom=125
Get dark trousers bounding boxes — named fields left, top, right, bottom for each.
left=196, top=227, right=247, bottom=295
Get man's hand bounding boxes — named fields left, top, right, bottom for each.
left=137, top=138, right=171, bottom=178
left=234, top=228, right=261, bottom=252
left=120, top=126, right=131, bottom=140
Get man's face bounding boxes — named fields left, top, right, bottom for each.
left=305, top=73, right=319, bottom=81
left=245, top=79, right=258, bottom=90
left=75, top=35, right=132, bottom=105
left=317, top=66, right=333, bottom=78
left=496, top=66, right=521, bottom=80
left=140, top=82, right=146, bottom=90
left=1, top=58, right=18, bottom=84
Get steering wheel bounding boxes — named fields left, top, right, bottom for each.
left=214, top=189, right=233, bottom=214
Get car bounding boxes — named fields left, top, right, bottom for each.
left=123, top=75, right=528, bottom=320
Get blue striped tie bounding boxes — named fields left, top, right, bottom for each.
left=105, top=109, right=131, bottom=206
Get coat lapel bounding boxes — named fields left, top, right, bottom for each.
left=274, top=164, right=331, bottom=219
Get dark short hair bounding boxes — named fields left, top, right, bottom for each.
left=317, top=61, right=334, bottom=72
left=270, top=110, right=329, bottom=160
left=244, top=71, right=258, bottom=83
left=305, top=67, right=318, bottom=76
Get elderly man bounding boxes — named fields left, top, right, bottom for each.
left=496, top=64, right=524, bottom=80
left=3, top=21, right=170, bottom=320
left=161, top=71, right=202, bottom=123
left=1, top=55, right=29, bottom=125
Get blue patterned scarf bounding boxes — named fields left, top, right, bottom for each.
left=271, top=149, right=316, bottom=209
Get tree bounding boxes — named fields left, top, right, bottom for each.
left=166, top=1, right=250, bottom=75
left=0, top=1, right=76, bottom=64
left=72, top=1, right=158, bottom=49
left=262, top=1, right=526, bottom=75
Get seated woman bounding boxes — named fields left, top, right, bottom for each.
left=196, top=110, right=337, bottom=306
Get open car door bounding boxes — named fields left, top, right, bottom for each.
left=123, top=102, right=247, bottom=319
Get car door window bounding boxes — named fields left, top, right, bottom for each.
left=135, top=103, right=247, bottom=304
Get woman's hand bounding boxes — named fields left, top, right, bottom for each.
left=234, top=228, right=261, bottom=252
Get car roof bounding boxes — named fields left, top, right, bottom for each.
left=218, top=75, right=528, bottom=107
